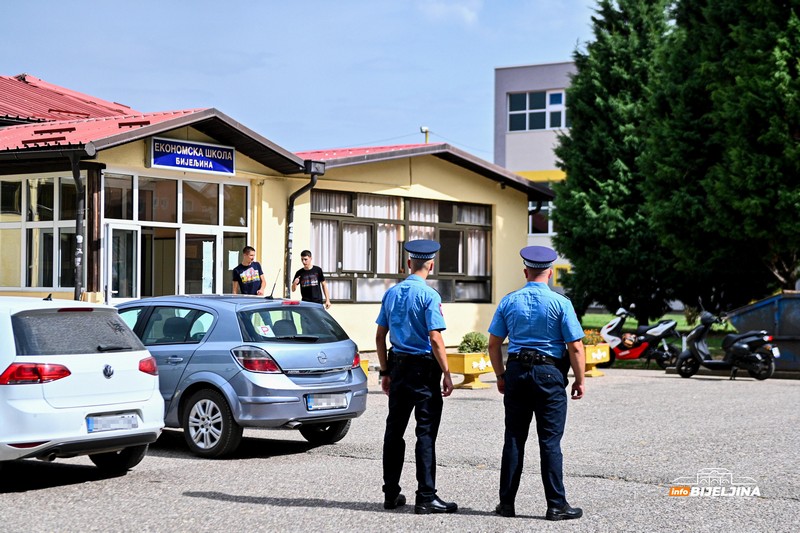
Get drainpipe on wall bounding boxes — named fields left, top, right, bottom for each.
left=69, top=144, right=96, bottom=301
left=285, top=160, right=326, bottom=298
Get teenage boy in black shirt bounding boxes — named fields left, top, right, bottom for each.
left=291, top=250, right=331, bottom=308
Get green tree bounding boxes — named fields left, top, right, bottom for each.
left=640, top=0, right=796, bottom=311
left=553, top=0, right=673, bottom=322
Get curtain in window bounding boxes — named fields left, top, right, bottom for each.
left=458, top=205, right=488, bottom=225
left=409, top=225, right=435, bottom=241
left=357, top=278, right=395, bottom=302
left=343, top=224, right=370, bottom=271
left=326, top=279, right=351, bottom=300
left=311, top=219, right=338, bottom=272
left=311, top=191, right=351, bottom=213
left=357, top=194, right=401, bottom=219
left=377, top=224, right=401, bottom=273
left=467, top=229, right=488, bottom=276
left=409, top=199, right=438, bottom=222
left=456, top=281, right=489, bottom=300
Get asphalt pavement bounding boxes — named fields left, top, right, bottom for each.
left=1, top=368, right=798, bottom=532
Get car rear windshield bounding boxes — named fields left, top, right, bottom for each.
left=12, top=308, right=146, bottom=356
left=238, top=306, right=349, bottom=343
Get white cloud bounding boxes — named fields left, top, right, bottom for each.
left=416, top=0, right=483, bottom=26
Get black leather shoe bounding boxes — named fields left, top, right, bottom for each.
left=414, top=496, right=458, bottom=514
left=384, top=494, right=406, bottom=510
left=495, top=503, right=515, bottom=517
left=546, top=504, right=583, bottom=521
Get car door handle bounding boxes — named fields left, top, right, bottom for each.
left=166, top=356, right=184, bottom=364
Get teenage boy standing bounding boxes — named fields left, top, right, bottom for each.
left=291, top=250, right=331, bottom=308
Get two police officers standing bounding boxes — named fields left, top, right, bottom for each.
left=376, top=241, right=584, bottom=521
left=375, top=239, right=458, bottom=514
left=488, top=245, right=586, bottom=521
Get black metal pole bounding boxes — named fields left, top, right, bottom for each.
left=69, top=153, right=85, bottom=301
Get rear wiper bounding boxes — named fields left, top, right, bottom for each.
left=274, top=335, right=319, bottom=342
left=97, top=344, right=133, bottom=352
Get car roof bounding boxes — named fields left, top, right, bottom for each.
left=0, top=296, right=114, bottom=314
left=117, top=294, right=319, bottom=311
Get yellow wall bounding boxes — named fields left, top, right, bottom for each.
left=292, top=155, right=530, bottom=351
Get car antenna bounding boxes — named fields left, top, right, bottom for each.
left=265, top=268, right=281, bottom=299
left=43, top=293, right=52, bottom=301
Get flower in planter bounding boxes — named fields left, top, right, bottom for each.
left=458, top=331, right=489, bottom=353
left=582, top=329, right=605, bottom=345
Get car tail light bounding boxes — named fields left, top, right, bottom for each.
left=763, top=335, right=773, bottom=342
left=0, top=363, right=71, bottom=385
left=139, top=356, right=158, bottom=376
left=232, top=346, right=282, bottom=373
left=8, top=441, right=47, bottom=449
left=352, top=352, right=361, bottom=369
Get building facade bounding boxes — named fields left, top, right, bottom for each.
left=494, top=61, right=575, bottom=289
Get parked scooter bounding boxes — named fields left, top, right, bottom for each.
left=599, top=301, right=682, bottom=369
left=675, top=309, right=779, bottom=380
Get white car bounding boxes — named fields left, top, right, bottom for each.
left=0, top=297, right=164, bottom=473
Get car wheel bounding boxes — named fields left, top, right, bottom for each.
left=676, top=357, right=699, bottom=378
left=182, top=389, right=243, bottom=458
left=299, top=420, right=351, bottom=445
left=89, top=444, right=148, bottom=474
left=747, top=359, right=775, bottom=381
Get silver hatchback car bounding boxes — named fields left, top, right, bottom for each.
left=117, top=295, right=367, bottom=458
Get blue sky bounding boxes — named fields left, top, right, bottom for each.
left=2, top=1, right=596, bottom=160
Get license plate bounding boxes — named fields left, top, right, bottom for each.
left=306, top=393, right=348, bottom=411
left=772, top=347, right=781, bottom=358
left=87, top=414, right=139, bottom=433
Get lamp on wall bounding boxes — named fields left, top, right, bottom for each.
left=420, top=126, right=429, bottom=144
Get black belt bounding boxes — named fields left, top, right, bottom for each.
left=389, top=350, right=434, bottom=362
left=507, top=350, right=560, bottom=366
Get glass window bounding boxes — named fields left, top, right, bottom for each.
left=311, top=219, right=338, bottom=273
left=409, top=199, right=438, bottom=222
left=12, top=308, right=145, bottom=355
left=356, top=278, right=396, bottom=302
left=439, top=229, right=463, bottom=274
left=59, top=228, right=75, bottom=287
left=409, top=225, right=435, bottom=241
left=26, top=228, right=54, bottom=287
left=1, top=181, right=22, bottom=221
left=509, top=93, right=527, bottom=112
left=239, top=306, right=348, bottom=343
left=550, top=111, right=562, bottom=128
left=529, top=112, right=546, bottom=130
left=0, top=229, right=22, bottom=286
left=223, top=185, right=247, bottom=227
left=458, top=205, right=489, bottom=225
left=326, top=279, right=352, bottom=301
left=118, top=308, right=142, bottom=331
left=438, top=203, right=454, bottom=223
left=223, top=232, right=247, bottom=294
left=529, top=201, right=553, bottom=235
left=509, top=114, right=526, bottom=131
left=426, top=279, right=453, bottom=302
left=343, top=223, right=371, bottom=271
left=104, top=173, right=134, bottom=220
left=466, top=229, right=489, bottom=276
left=141, top=307, right=213, bottom=345
left=185, top=234, right=216, bottom=294
left=456, top=281, right=490, bottom=301
left=356, top=194, right=401, bottom=219
left=549, top=92, right=563, bottom=105
left=141, top=227, right=177, bottom=297
left=529, top=91, right=546, bottom=110
left=183, top=181, right=218, bottom=225
left=139, top=177, right=177, bottom=223
left=311, top=190, right=352, bottom=214
left=27, top=177, right=54, bottom=222
left=59, top=177, right=78, bottom=220
left=377, top=224, right=403, bottom=274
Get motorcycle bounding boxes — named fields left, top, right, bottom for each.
left=599, top=302, right=682, bottom=369
left=675, top=310, right=779, bottom=380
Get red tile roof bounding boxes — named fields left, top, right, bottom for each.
left=0, top=73, right=139, bottom=123
left=0, top=109, right=204, bottom=152
left=296, top=143, right=439, bottom=161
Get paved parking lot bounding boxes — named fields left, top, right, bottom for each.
left=1, top=368, right=797, bottom=532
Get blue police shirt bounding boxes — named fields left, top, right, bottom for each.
left=488, top=281, right=584, bottom=359
left=376, top=274, right=446, bottom=355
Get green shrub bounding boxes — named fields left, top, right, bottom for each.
left=458, top=331, right=488, bottom=353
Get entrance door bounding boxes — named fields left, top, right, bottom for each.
left=184, top=233, right=216, bottom=294
left=106, top=224, right=139, bottom=302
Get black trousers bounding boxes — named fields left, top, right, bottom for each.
left=382, top=356, right=443, bottom=501
left=499, top=360, right=569, bottom=508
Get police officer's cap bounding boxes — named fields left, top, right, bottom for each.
left=520, top=246, right=557, bottom=269
left=404, top=239, right=441, bottom=260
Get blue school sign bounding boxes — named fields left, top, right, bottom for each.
left=150, top=137, right=235, bottom=175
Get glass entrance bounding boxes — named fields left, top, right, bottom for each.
left=106, top=225, right=139, bottom=301
left=185, top=234, right=216, bottom=294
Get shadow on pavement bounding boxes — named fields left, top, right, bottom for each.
left=184, top=490, right=496, bottom=516
left=0, top=460, right=124, bottom=493
left=147, top=428, right=318, bottom=460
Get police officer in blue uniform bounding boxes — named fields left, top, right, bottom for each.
left=488, top=246, right=586, bottom=521
left=376, top=239, right=458, bottom=515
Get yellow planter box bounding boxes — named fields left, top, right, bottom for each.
left=447, top=352, right=493, bottom=389
left=585, top=344, right=610, bottom=377
left=360, top=357, right=369, bottom=376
